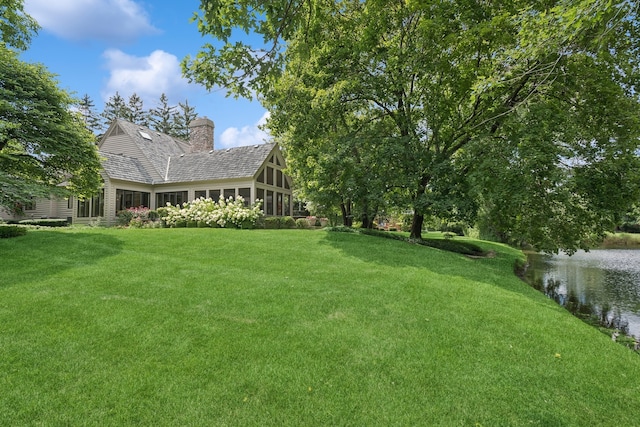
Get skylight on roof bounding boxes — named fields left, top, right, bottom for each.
left=139, top=131, right=152, bottom=140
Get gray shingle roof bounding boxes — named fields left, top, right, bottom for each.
left=165, top=143, right=276, bottom=183
left=101, top=152, right=155, bottom=184
left=99, top=119, right=275, bottom=184
left=112, top=120, right=187, bottom=179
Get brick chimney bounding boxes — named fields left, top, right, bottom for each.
left=189, top=117, right=215, bottom=152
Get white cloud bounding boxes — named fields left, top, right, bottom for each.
left=219, top=112, right=271, bottom=149
left=24, top=0, right=159, bottom=43
left=101, top=49, right=192, bottom=106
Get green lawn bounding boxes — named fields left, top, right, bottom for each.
left=1, top=228, right=639, bottom=426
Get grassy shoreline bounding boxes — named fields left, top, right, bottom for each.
left=1, top=228, right=639, bottom=425
left=598, top=232, right=640, bottom=249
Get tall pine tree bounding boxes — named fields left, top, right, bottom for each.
left=171, top=99, right=198, bottom=140
left=77, top=94, right=102, bottom=140
left=101, top=91, right=129, bottom=127
left=148, top=93, right=175, bottom=135
left=126, top=93, right=147, bottom=126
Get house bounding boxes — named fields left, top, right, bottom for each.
left=1, top=117, right=294, bottom=225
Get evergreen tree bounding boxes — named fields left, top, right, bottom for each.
left=126, top=93, right=148, bottom=126
left=148, top=93, right=175, bottom=135
left=101, top=91, right=129, bottom=126
left=171, top=99, right=198, bottom=140
left=77, top=94, right=102, bottom=139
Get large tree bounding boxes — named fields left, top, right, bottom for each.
left=0, top=0, right=38, bottom=51
left=0, top=1, right=102, bottom=213
left=78, top=94, right=103, bottom=138
left=184, top=0, right=640, bottom=252
left=148, top=93, right=176, bottom=135
left=101, top=91, right=129, bottom=126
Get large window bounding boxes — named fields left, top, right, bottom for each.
left=156, top=191, right=187, bottom=208
left=284, top=194, right=291, bottom=217
left=266, top=167, right=274, bottom=185
left=238, top=188, right=251, bottom=206
left=209, top=189, right=221, bottom=201
left=257, top=188, right=265, bottom=205
left=266, top=190, right=274, bottom=215
left=78, top=190, right=104, bottom=218
left=116, top=189, right=150, bottom=212
left=224, top=188, right=235, bottom=200
left=276, top=192, right=283, bottom=215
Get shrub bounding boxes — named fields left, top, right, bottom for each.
left=0, top=225, right=27, bottom=238
left=619, top=223, right=640, bottom=234
left=295, top=218, right=310, bottom=229
left=353, top=227, right=485, bottom=256
left=116, top=209, right=134, bottom=226
left=325, top=225, right=357, bottom=233
left=18, top=219, right=68, bottom=227
left=264, top=217, right=281, bottom=229
left=440, top=222, right=467, bottom=236
left=161, top=196, right=263, bottom=229
left=281, top=216, right=296, bottom=229
left=418, top=238, right=485, bottom=256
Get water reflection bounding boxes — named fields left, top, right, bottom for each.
left=525, top=250, right=640, bottom=337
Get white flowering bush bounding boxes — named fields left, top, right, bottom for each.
left=161, top=196, right=263, bottom=229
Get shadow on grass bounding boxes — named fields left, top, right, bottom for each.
left=320, top=230, right=539, bottom=297
left=0, top=229, right=124, bottom=288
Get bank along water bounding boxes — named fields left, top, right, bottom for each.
left=524, top=249, right=640, bottom=338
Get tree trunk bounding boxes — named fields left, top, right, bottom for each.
left=361, top=213, right=373, bottom=229
left=340, top=200, right=353, bottom=227
left=410, top=212, right=424, bottom=239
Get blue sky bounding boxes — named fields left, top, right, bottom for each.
left=21, top=0, right=269, bottom=149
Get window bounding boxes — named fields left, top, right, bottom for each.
left=266, top=190, right=274, bottom=215
left=78, top=190, right=104, bottom=217
left=92, top=191, right=104, bottom=217
left=276, top=156, right=281, bottom=166
left=155, top=191, right=187, bottom=208
left=209, top=189, right=221, bottom=201
left=276, top=169, right=283, bottom=188
left=224, top=188, right=235, bottom=200
left=77, top=199, right=90, bottom=218
left=24, top=197, right=35, bottom=211
left=238, top=188, right=251, bottom=206
left=284, top=194, right=291, bottom=217
left=195, top=190, right=207, bottom=199
left=257, top=188, right=265, bottom=206
left=276, top=192, right=283, bottom=216
left=257, top=169, right=265, bottom=183
left=116, top=189, right=150, bottom=212
left=267, top=167, right=274, bottom=185
left=67, top=197, right=73, bottom=209
left=284, top=176, right=291, bottom=190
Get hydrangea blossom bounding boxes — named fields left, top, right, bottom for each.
left=161, top=196, right=263, bottom=228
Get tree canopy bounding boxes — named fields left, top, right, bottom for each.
left=0, top=1, right=102, bottom=213
left=184, top=0, right=640, bottom=253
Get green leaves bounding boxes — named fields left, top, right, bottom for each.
left=0, top=45, right=102, bottom=211
left=187, top=0, right=640, bottom=252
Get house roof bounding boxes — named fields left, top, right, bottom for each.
left=99, top=119, right=276, bottom=185
left=101, top=152, right=156, bottom=184
left=165, top=144, right=277, bottom=183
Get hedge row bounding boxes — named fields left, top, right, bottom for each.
left=0, top=225, right=27, bottom=238
left=346, top=227, right=486, bottom=256
left=18, top=219, right=68, bottom=227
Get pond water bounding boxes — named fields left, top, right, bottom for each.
left=525, top=250, right=640, bottom=337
